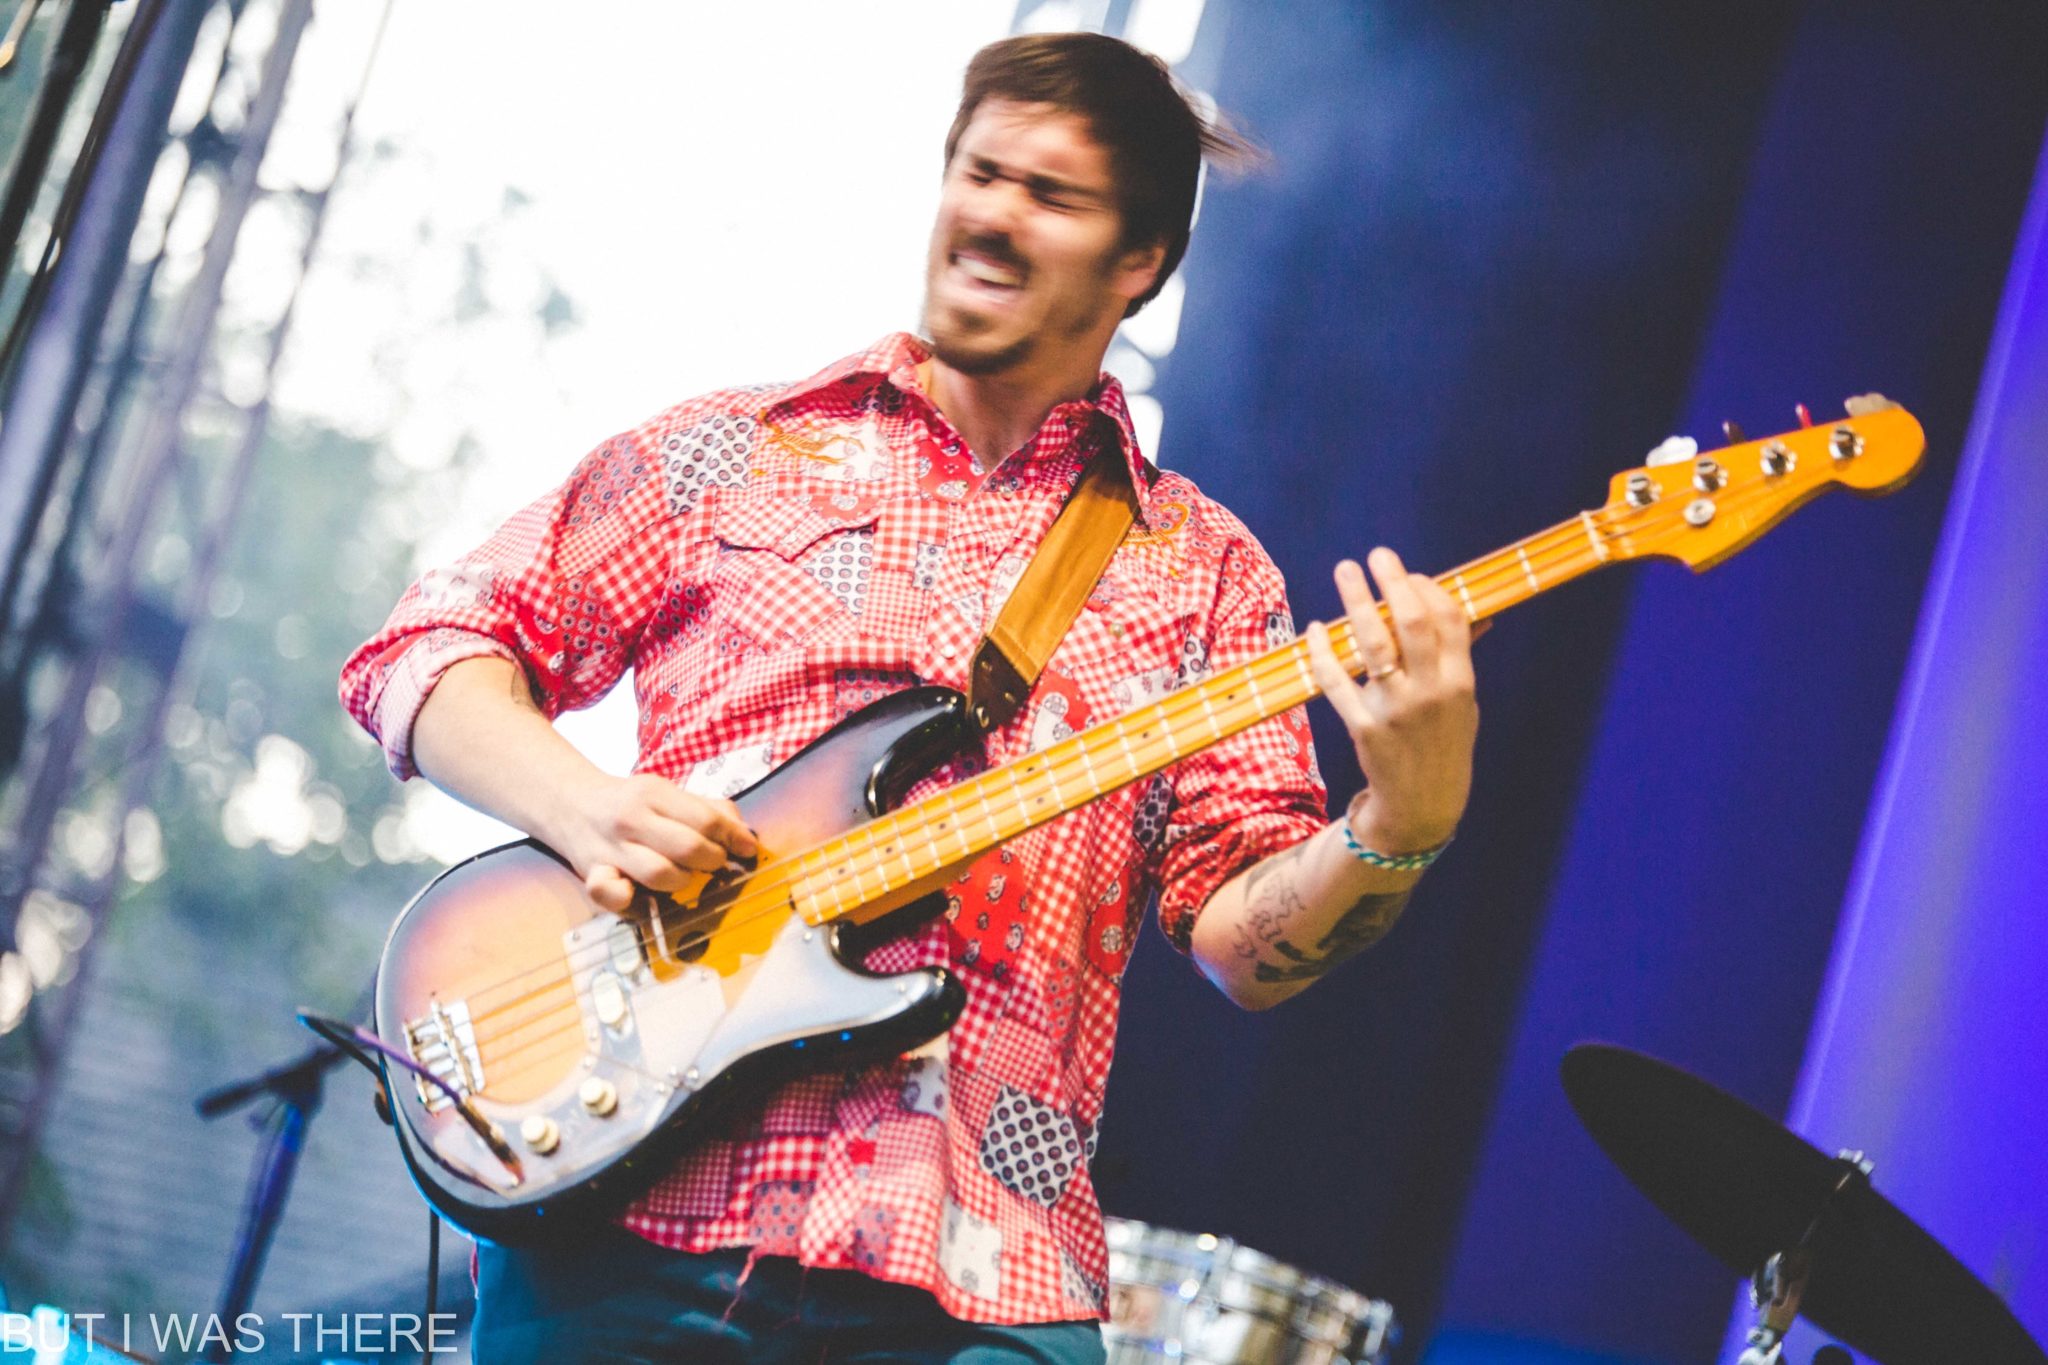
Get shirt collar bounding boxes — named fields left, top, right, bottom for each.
left=764, top=333, right=1160, bottom=523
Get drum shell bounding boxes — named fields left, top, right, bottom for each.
left=1101, top=1217, right=1398, bottom=1365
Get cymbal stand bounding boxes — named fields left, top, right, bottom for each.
left=1735, top=1152, right=1872, bottom=1365
left=1738, top=1247, right=1810, bottom=1364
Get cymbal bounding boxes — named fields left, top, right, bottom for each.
left=1561, top=1043, right=2044, bottom=1365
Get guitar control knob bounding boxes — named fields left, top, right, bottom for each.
left=1625, top=473, right=1658, bottom=507
left=1760, top=441, right=1795, bottom=476
left=1692, top=457, right=1726, bottom=492
left=1830, top=425, right=1863, bottom=461
left=519, top=1115, right=561, bottom=1154
left=579, top=1077, right=619, bottom=1117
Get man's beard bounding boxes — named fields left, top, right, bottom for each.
left=924, top=310, right=1036, bottom=376
left=921, top=279, right=1116, bottom=378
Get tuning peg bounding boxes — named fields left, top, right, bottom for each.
left=1722, top=420, right=1747, bottom=444
left=1645, top=435, right=1699, bottom=468
left=1795, top=404, right=1814, bottom=429
left=1843, top=392, right=1898, bottom=417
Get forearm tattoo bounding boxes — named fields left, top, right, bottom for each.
left=1226, top=832, right=1412, bottom=984
left=1229, top=843, right=1307, bottom=961
left=1250, top=889, right=1411, bottom=983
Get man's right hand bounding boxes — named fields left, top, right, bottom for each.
left=556, top=772, right=759, bottom=913
left=411, top=657, right=760, bottom=915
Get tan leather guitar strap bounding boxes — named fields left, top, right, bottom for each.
left=967, top=437, right=1141, bottom=734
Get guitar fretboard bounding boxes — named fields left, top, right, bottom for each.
left=786, top=508, right=1625, bottom=923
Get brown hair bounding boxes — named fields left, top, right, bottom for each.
left=943, top=32, right=1257, bottom=316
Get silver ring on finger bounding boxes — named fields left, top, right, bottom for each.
left=1366, top=661, right=1402, bottom=682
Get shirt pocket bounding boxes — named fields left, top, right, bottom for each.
left=708, top=493, right=932, bottom=650
left=709, top=494, right=876, bottom=648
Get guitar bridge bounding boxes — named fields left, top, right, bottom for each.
left=404, top=998, right=484, bottom=1112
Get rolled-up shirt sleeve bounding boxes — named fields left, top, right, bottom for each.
left=1153, top=538, right=1328, bottom=953
left=339, top=429, right=674, bottom=779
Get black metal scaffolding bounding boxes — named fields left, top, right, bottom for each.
left=0, top=0, right=382, bottom=1240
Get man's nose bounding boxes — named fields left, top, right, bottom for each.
left=960, top=177, right=1026, bottom=237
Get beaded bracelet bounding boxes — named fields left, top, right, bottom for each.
left=1339, top=819, right=1453, bottom=871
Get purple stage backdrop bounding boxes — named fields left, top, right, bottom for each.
left=1741, top=124, right=2048, bottom=1365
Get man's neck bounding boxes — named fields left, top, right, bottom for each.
left=923, top=352, right=1106, bottom=471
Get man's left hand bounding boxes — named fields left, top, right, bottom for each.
left=1303, top=547, right=1479, bottom=855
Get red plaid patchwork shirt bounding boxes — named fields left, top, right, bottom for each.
left=340, top=334, right=1326, bottom=1324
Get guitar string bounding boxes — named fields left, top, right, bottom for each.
left=455, top=497, right=1624, bottom=1032
left=462, top=1025, right=684, bottom=1099
left=465, top=446, right=1870, bottom=1084
left=450, top=456, right=1839, bottom=1068
left=457, top=447, right=1841, bottom=1070
left=450, top=457, right=1820, bottom=1070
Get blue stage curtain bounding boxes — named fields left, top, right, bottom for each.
left=1432, top=6, right=2048, bottom=1360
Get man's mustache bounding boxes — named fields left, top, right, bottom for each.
left=951, top=234, right=1029, bottom=277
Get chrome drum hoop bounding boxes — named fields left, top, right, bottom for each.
left=1101, top=1216, right=1398, bottom=1365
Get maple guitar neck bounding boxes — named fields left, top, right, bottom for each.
left=742, top=403, right=1927, bottom=935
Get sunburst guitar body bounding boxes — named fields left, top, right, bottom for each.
left=374, top=687, right=975, bottom=1240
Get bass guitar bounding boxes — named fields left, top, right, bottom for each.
left=372, top=400, right=1924, bottom=1240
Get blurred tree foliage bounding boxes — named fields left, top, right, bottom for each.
left=0, top=412, right=460, bottom=1301
left=114, top=411, right=447, bottom=1004
left=0, top=103, right=580, bottom=1298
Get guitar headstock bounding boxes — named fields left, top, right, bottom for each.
left=1599, top=397, right=1925, bottom=572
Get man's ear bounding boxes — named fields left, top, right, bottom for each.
left=1112, top=239, right=1169, bottom=307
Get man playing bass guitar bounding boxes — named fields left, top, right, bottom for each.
left=340, top=31, right=1478, bottom=1364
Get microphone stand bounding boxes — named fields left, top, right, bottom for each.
left=192, top=1042, right=352, bottom=1362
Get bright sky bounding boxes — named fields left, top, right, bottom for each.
left=268, top=2, right=1022, bottom=857
left=269, top=1, right=1205, bottom=861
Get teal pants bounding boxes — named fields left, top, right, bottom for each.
left=471, top=1235, right=1107, bottom=1364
